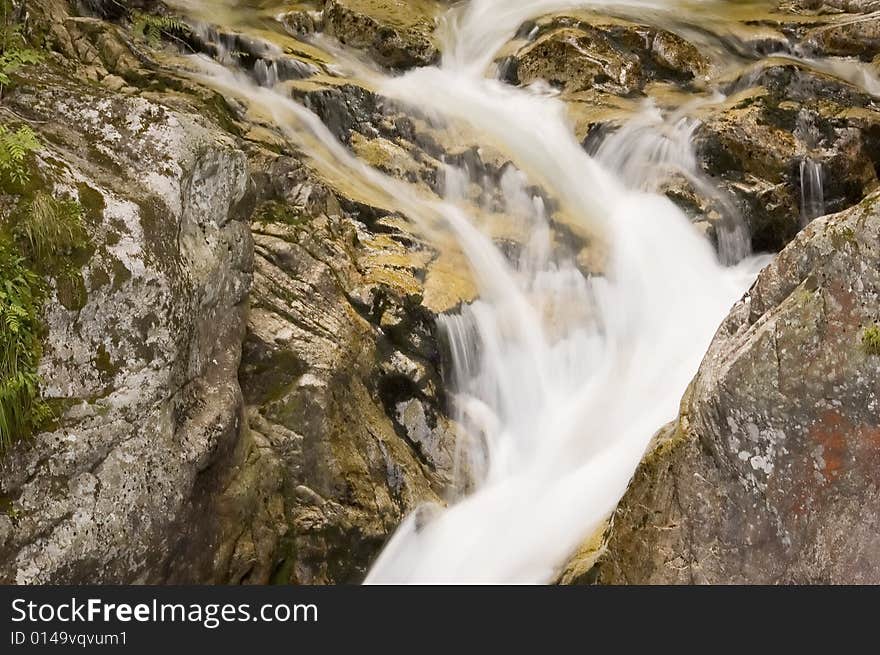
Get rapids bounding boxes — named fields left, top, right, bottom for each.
left=161, top=0, right=876, bottom=583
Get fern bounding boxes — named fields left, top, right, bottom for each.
left=0, top=46, right=40, bottom=86
left=132, top=12, right=188, bottom=47
left=0, top=123, right=40, bottom=186
left=0, top=7, right=42, bottom=93
left=0, top=246, right=45, bottom=451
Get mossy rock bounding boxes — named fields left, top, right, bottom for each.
left=322, top=0, right=441, bottom=68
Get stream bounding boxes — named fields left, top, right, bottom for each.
left=162, top=0, right=879, bottom=583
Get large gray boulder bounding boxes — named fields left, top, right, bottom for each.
left=0, top=75, right=253, bottom=584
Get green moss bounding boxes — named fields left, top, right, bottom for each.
left=55, top=266, right=87, bottom=311
left=93, top=344, right=115, bottom=379
left=204, top=93, right=243, bottom=137
left=253, top=200, right=310, bottom=226
left=77, top=183, right=105, bottom=223
left=270, top=535, right=298, bottom=584
left=829, top=225, right=857, bottom=250
left=862, top=325, right=880, bottom=356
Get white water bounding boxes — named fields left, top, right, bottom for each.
left=364, top=1, right=768, bottom=583
left=591, top=98, right=752, bottom=265
left=799, top=158, right=825, bottom=225
left=181, top=0, right=771, bottom=583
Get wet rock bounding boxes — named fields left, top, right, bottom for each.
left=293, top=82, right=384, bottom=144
left=513, top=27, right=643, bottom=94
left=695, top=65, right=880, bottom=251
left=802, top=17, right=880, bottom=59
left=588, top=192, right=880, bottom=584
left=321, top=0, right=440, bottom=69
left=279, top=8, right=323, bottom=36
left=185, top=155, right=457, bottom=584
left=783, top=0, right=880, bottom=11
left=509, top=18, right=711, bottom=94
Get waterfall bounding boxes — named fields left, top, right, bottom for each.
left=362, top=2, right=768, bottom=583
left=591, top=99, right=752, bottom=265
left=800, top=158, right=825, bottom=225
left=178, top=0, right=772, bottom=584
left=253, top=59, right=279, bottom=87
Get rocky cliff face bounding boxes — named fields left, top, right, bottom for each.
left=0, top=65, right=253, bottom=583
left=174, top=153, right=458, bottom=584
left=0, top=0, right=458, bottom=584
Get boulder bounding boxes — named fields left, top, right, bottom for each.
left=177, top=154, right=458, bottom=584
left=802, top=16, right=880, bottom=59
left=321, top=0, right=441, bottom=69
left=509, top=18, right=710, bottom=95
left=0, top=74, right=253, bottom=584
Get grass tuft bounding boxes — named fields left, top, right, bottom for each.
left=14, top=192, right=89, bottom=263
left=862, top=325, right=880, bottom=356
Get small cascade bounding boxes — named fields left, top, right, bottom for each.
left=800, top=157, right=825, bottom=225
left=795, top=109, right=826, bottom=225
left=253, top=59, right=279, bottom=87
left=592, top=101, right=752, bottom=265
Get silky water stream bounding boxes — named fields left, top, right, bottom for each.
left=172, top=0, right=806, bottom=583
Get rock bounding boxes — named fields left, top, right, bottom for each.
left=513, top=27, right=643, bottom=94
left=279, top=8, right=323, bottom=36
left=508, top=17, right=711, bottom=95
left=177, top=155, right=458, bottom=584
left=694, top=65, right=880, bottom=251
left=803, top=17, right=880, bottom=59
left=100, top=73, right=126, bottom=90
left=588, top=192, right=880, bottom=584
left=74, top=0, right=155, bottom=20
left=294, top=82, right=384, bottom=144
left=783, top=0, right=880, bottom=11
left=0, top=74, right=253, bottom=584
left=321, top=0, right=440, bottom=69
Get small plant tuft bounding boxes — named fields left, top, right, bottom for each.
left=14, top=192, right=89, bottom=262
left=862, top=325, right=880, bottom=356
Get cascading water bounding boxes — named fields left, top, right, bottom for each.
left=799, top=158, right=825, bottom=225
left=794, top=110, right=826, bottom=226
left=590, top=99, right=752, bottom=265
left=362, top=1, right=769, bottom=583
left=168, top=0, right=802, bottom=583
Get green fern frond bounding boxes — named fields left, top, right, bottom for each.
left=132, top=12, right=188, bottom=47
left=0, top=245, right=44, bottom=451
left=0, top=0, right=42, bottom=93
left=0, top=123, right=40, bottom=186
